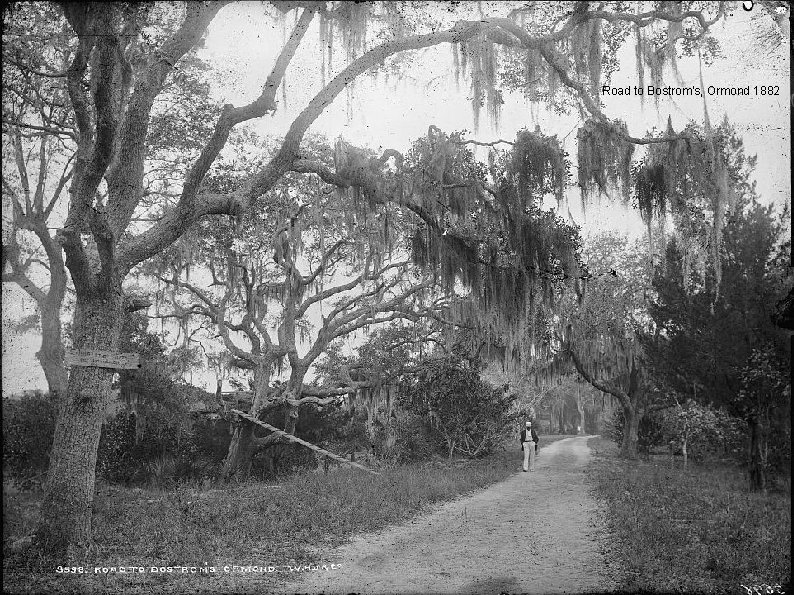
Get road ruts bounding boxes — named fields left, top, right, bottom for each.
left=288, top=436, right=616, bottom=595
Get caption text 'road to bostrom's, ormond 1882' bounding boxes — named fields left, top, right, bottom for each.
left=601, top=85, right=780, bottom=97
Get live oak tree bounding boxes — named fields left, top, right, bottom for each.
left=1, top=3, right=218, bottom=402
left=1, top=0, right=756, bottom=557
left=152, top=153, right=450, bottom=479
left=557, top=232, right=661, bottom=458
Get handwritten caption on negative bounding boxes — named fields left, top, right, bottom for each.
left=600, top=84, right=780, bottom=97
left=55, top=563, right=342, bottom=575
left=740, top=584, right=786, bottom=595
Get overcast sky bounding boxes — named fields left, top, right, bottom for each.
left=3, top=2, right=790, bottom=396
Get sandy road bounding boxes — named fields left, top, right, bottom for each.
left=288, top=436, right=615, bottom=595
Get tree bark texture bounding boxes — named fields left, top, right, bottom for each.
left=222, top=420, right=255, bottom=481
left=221, top=358, right=275, bottom=480
left=37, top=298, right=68, bottom=407
left=36, top=290, right=124, bottom=557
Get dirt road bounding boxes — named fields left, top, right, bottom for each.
left=289, top=436, right=615, bottom=594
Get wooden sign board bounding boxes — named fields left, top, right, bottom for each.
left=64, top=349, right=141, bottom=370
left=221, top=391, right=253, bottom=403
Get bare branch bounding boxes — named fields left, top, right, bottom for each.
left=33, top=136, right=47, bottom=212
left=456, top=138, right=515, bottom=148
left=2, top=264, right=47, bottom=304
left=1, top=119, right=77, bottom=140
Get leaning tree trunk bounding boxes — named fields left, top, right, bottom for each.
left=620, top=405, right=640, bottom=459
left=35, top=289, right=124, bottom=558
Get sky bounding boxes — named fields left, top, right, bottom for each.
left=2, top=2, right=790, bottom=396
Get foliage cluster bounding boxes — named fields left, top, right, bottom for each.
left=248, top=402, right=371, bottom=479
left=607, top=402, right=745, bottom=464
left=399, top=352, right=517, bottom=458
left=647, top=186, right=791, bottom=486
left=372, top=410, right=438, bottom=464
left=2, top=392, right=56, bottom=487
left=96, top=410, right=225, bottom=487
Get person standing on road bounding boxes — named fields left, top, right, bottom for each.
left=520, top=420, right=539, bottom=472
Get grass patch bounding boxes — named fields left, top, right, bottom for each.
left=3, top=435, right=571, bottom=594
left=587, top=436, right=791, bottom=594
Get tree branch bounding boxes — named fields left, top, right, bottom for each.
left=106, top=1, right=230, bottom=237
left=118, top=20, right=492, bottom=272
left=565, top=340, right=631, bottom=410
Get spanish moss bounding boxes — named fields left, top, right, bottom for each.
left=577, top=118, right=634, bottom=201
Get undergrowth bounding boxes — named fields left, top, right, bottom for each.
left=3, top=435, right=570, bottom=594
left=588, top=436, right=791, bottom=594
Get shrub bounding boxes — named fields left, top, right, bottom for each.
left=2, top=392, right=57, bottom=485
left=661, top=401, right=746, bottom=463
left=97, top=404, right=226, bottom=486
left=373, top=410, right=438, bottom=463
left=96, top=412, right=142, bottom=484
left=400, top=354, right=517, bottom=458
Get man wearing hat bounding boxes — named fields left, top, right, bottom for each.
left=520, top=420, right=539, bottom=472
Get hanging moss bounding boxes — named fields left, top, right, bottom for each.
left=335, top=1, right=371, bottom=63
left=452, top=42, right=461, bottom=91
left=572, top=19, right=603, bottom=96
left=634, top=24, right=645, bottom=106
left=664, top=4, right=684, bottom=84
left=524, top=47, right=544, bottom=103
left=406, top=127, right=580, bottom=373
left=509, top=128, right=567, bottom=207
left=577, top=118, right=634, bottom=202
left=635, top=163, right=666, bottom=225
left=459, top=31, right=501, bottom=133
left=319, top=11, right=330, bottom=87
left=588, top=19, right=602, bottom=97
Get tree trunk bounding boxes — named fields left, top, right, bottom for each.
left=35, top=290, right=124, bottom=558
left=620, top=405, right=639, bottom=459
left=682, top=435, right=688, bottom=469
left=222, top=420, right=254, bottom=481
left=222, top=358, right=274, bottom=481
left=576, top=385, right=585, bottom=434
left=748, top=416, right=766, bottom=492
left=36, top=301, right=67, bottom=407
left=283, top=404, right=299, bottom=435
